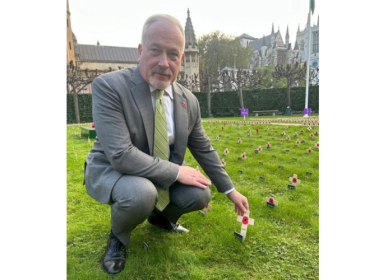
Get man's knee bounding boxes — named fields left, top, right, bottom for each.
left=173, top=186, right=211, bottom=210
left=195, top=188, right=212, bottom=209
left=111, top=176, right=157, bottom=206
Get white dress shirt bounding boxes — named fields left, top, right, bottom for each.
left=149, top=85, right=234, bottom=195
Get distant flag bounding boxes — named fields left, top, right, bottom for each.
left=315, top=142, right=319, bottom=149
left=310, top=0, right=315, bottom=14
left=310, top=133, right=314, bottom=139
left=295, top=139, right=300, bottom=146
left=221, top=159, right=226, bottom=166
left=257, top=146, right=263, bottom=153
left=306, top=147, right=313, bottom=153
left=224, top=148, right=229, bottom=155
left=241, top=152, right=246, bottom=159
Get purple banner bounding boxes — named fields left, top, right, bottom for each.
left=240, top=108, right=249, bottom=117
left=303, top=108, right=312, bottom=115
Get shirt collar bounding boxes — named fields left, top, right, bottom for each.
left=149, top=84, right=174, bottom=100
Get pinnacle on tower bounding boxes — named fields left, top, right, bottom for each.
left=285, top=25, right=289, bottom=45
left=294, top=39, right=299, bottom=50
left=262, top=35, right=266, bottom=46
left=184, top=9, right=197, bottom=48
left=271, top=23, right=274, bottom=34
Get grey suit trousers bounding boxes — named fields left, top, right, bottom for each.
left=110, top=175, right=211, bottom=246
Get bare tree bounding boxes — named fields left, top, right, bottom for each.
left=176, top=72, right=199, bottom=92
left=310, top=67, right=319, bottom=86
left=273, top=62, right=306, bottom=110
left=67, top=61, right=111, bottom=123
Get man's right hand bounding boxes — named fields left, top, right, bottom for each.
left=177, top=166, right=211, bottom=189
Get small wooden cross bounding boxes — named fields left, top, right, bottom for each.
left=199, top=204, right=212, bottom=216
left=234, top=211, right=254, bottom=242
left=266, top=194, right=278, bottom=208
left=288, top=174, right=301, bottom=189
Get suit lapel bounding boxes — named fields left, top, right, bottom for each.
left=172, top=83, right=188, bottom=163
left=131, top=68, right=154, bottom=155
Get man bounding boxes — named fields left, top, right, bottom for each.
left=84, top=14, right=249, bottom=275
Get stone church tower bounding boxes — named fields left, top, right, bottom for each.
left=66, top=0, right=76, bottom=65
left=182, top=9, right=199, bottom=91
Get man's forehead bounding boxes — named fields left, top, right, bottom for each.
left=147, top=42, right=180, bottom=51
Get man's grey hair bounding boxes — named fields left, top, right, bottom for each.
left=141, top=14, right=185, bottom=52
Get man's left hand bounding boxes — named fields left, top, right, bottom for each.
left=226, top=189, right=249, bottom=216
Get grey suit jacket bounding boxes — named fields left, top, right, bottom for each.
left=84, top=66, right=234, bottom=204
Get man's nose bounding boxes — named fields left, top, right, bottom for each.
left=158, top=52, right=169, bottom=67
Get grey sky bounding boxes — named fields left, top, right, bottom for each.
left=68, top=0, right=319, bottom=49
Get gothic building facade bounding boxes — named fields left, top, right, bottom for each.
left=240, top=16, right=319, bottom=71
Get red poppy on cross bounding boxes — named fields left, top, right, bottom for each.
left=289, top=174, right=301, bottom=187
left=199, top=204, right=212, bottom=216
left=235, top=211, right=255, bottom=242
left=266, top=194, right=278, bottom=207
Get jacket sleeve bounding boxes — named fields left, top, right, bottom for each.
left=186, top=96, right=235, bottom=193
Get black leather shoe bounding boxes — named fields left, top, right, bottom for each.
left=147, top=210, right=189, bottom=233
left=102, top=238, right=128, bottom=275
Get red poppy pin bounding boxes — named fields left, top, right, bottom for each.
left=182, top=102, right=187, bottom=108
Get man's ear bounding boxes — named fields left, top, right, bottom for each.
left=181, top=52, right=185, bottom=61
left=138, top=44, right=143, bottom=59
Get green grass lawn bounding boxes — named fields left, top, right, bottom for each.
left=67, top=117, right=319, bottom=279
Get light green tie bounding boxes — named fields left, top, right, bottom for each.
left=153, top=89, right=170, bottom=211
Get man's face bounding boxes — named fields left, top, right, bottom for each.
left=138, top=21, right=185, bottom=89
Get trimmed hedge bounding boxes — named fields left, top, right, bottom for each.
left=67, top=94, right=93, bottom=124
left=193, top=86, right=319, bottom=118
left=66, top=86, right=319, bottom=123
